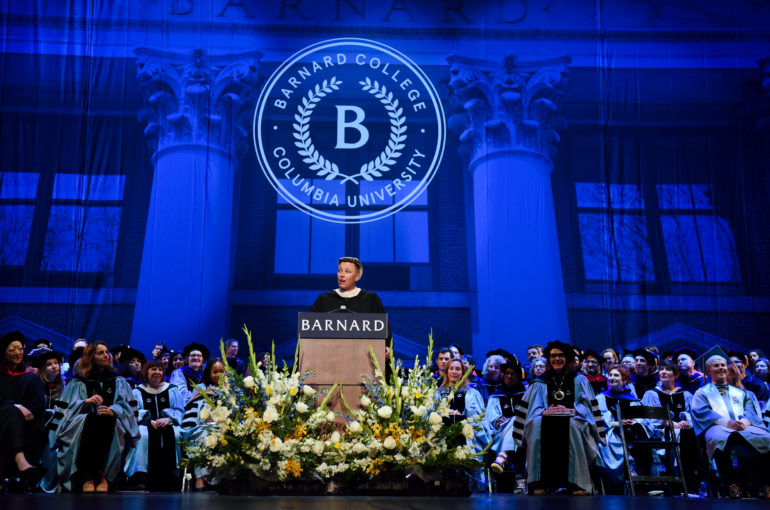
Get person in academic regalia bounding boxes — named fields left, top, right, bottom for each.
left=116, top=346, right=146, bottom=389
left=0, top=332, right=46, bottom=493
left=674, top=347, right=705, bottom=394
left=224, top=339, right=247, bottom=376
left=30, top=348, right=65, bottom=493
left=596, top=365, right=652, bottom=488
left=487, top=361, right=528, bottom=485
left=528, top=357, right=547, bottom=383
left=728, top=351, right=769, bottom=407
left=54, top=341, right=138, bottom=493
left=311, top=257, right=386, bottom=314
left=641, top=360, right=701, bottom=491
left=629, top=349, right=658, bottom=397
left=498, top=341, right=606, bottom=495
left=125, top=360, right=185, bottom=491
left=437, top=359, right=487, bottom=448
left=181, top=358, right=227, bottom=491
left=435, top=358, right=487, bottom=488
left=169, top=343, right=210, bottom=402
left=581, top=350, right=608, bottom=395
left=691, top=353, right=770, bottom=499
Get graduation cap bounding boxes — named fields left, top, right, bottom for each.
left=29, top=348, right=64, bottom=369
left=0, top=331, right=25, bottom=353
left=673, top=347, right=698, bottom=362
left=726, top=350, right=748, bottom=365
left=543, top=340, right=576, bottom=361
left=580, top=349, right=602, bottom=362
left=121, top=346, right=146, bottom=364
left=68, top=346, right=85, bottom=368
left=182, top=342, right=210, bottom=360
left=695, top=345, right=730, bottom=375
left=632, top=348, right=658, bottom=365
left=660, top=350, right=674, bottom=361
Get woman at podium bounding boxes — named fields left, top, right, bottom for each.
left=311, top=257, right=386, bottom=314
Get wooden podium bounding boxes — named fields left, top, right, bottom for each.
left=297, top=312, right=388, bottom=412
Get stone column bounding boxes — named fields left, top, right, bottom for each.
left=130, top=48, right=261, bottom=353
left=447, top=54, right=571, bottom=358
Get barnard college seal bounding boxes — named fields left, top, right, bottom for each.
left=253, top=38, right=446, bottom=224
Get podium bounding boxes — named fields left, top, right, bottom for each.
left=297, top=312, right=388, bottom=411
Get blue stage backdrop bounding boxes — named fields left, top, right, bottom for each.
left=1, top=0, right=769, bottom=363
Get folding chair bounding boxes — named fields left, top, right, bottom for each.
left=617, top=404, right=688, bottom=496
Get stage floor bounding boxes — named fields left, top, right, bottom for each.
left=3, top=493, right=769, bottom=510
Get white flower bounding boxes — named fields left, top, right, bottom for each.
left=200, top=406, right=211, bottom=421
left=330, top=431, right=341, bottom=444
left=462, top=422, right=474, bottom=440
left=243, top=376, right=255, bottom=389
left=259, top=459, right=271, bottom=470
left=296, top=402, right=309, bottom=413
left=360, top=395, right=371, bottom=407
left=303, top=385, right=316, bottom=396
left=431, top=423, right=442, bottom=433
left=401, top=386, right=409, bottom=398
left=352, top=443, right=367, bottom=454
left=383, top=436, right=397, bottom=450
left=312, top=441, right=325, bottom=455
left=326, top=411, right=336, bottom=422
left=204, top=435, right=217, bottom=448
left=348, top=421, right=362, bottom=434
left=428, top=411, right=442, bottom=425
left=410, top=405, right=426, bottom=417
left=263, top=405, right=279, bottom=423
left=211, top=405, right=231, bottom=424
left=269, top=437, right=283, bottom=452
left=456, top=447, right=468, bottom=460
left=377, top=406, right=393, bottom=419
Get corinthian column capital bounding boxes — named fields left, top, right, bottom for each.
left=135, top=47, right=262, bottom=157
left=447, top=54, right=570, bottom=167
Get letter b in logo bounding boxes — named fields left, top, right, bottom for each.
left=335, top=105, right=369, bottom=149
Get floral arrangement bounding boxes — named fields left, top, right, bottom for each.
left=183, top=326, right=484, bottom=486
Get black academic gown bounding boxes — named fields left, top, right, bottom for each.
left=0, top=368, right=46, bottom=478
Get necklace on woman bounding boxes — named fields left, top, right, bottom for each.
left=553, top=374, right=566, bottom=401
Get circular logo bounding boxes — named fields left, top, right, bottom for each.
left=253, top=38, right=446, bottom=224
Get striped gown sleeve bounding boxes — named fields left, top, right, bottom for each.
left=590, top=397, right=607, bottom=442
left=181, top=398, right=200, bottom=429
left=511, top=396, right=529, bottom=446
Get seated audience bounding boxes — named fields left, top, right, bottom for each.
left=478, top=354, right=505, bottom=402
left=728, top=351, right=769, bottom=407
left=581, top=350, right=607, bottom=395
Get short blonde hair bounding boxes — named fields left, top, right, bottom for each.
left=338, top=257, right=363, bottom=276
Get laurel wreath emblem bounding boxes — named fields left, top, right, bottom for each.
left=293, top=77, right=343, bottom=181
left=292, top=77, right=407, bottom=184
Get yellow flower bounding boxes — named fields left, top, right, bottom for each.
left=266, top=386, right=273, bottom=394
left=366, top=458, right=384, bottom=476
left=293, top=424, right=307, bottom=438
left=285, top=459, right=303, bottom=478
left=290, top=387, right=298, bottom=396
left=334, top=443, right=341, bottom=449
left=220, top=438, right=228, bottom=446
left=415, top=391, right=422, bottom=399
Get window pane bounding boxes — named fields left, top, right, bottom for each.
left=395, top=211, right=429, bottom=263
left=0, top=205, right=35, bottom=265
left=360, top=216, right=394, bottom=263
left=88, top=175, right=125, bottom=201
left=657, top=184, right=693, bottom=210
left=660, top=214, right=706, bottom=281
left=52, top=174, right=88, bottom=200
left=310, top=219, right=345, bottom=274
left=613, top=214, right=654, bottom=281
left=576, top=183, right=643, bottom=209
left=578, top=213, right=618, bottom=280
left=0, top=172, right=38, bottom=199
left=697, top=216, right=740, bottom=282
left=41, top=205, right=121, bottom=271
left=576, top=183, right=608, bottom=208
left=691, top=184, right=712, bottom=210
left=274, top=210, right=310, bottom=273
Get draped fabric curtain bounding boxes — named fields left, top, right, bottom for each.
left=0, top=0, right=767, bottom=359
